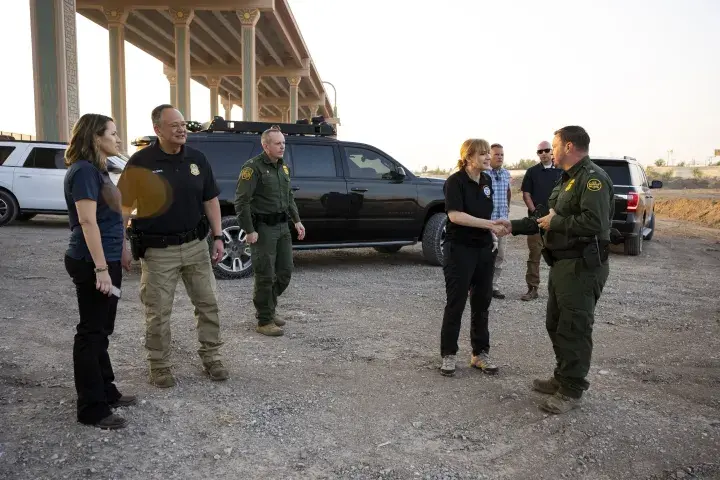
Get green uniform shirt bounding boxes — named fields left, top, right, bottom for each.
left=233, top=152, right=300, bottom=234
left=511, top=155, right=614, bottom=250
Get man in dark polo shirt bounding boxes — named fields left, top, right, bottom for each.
left=118, top=104, right=228, bottom=387
left=519, top=141, right=563, bottom=301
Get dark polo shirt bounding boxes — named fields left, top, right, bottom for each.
left=520, top=162, right=563, bottom=214
left=444, top=169, right=494, bottom=248
left=118, top=140, right=220, bottom=235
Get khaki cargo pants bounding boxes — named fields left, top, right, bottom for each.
left=139, top=239, right=223, bottom=369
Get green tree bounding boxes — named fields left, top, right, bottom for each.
left=692, top=167, right=704, bottom=179
left=654, top=158, right=666, bottom=167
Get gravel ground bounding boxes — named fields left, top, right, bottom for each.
left=1, top=206, right=719, bottom=480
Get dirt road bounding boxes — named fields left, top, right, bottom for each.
left=1, top=211, right=718, bottom=480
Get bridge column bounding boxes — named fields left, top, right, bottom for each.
left=207, top=76, right=221, bottom=119
left=169, top=8, right=194, bottom=119
left=29, top=0, right=80, bottom=142
left=222, top=95, right=234, bottom=120
left=281, top=107, right=289, bottom=123
left=310, top=105, right=319, bottom=118
left=237, top=8, right=260, bottom=121
left=288, top=76, right=301, bottom=123
left=163, top=64, right=177, bottom=105
left=104, top=7, right=129, bottom=153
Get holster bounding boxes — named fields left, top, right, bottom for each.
left=126, top=223, right=146, bottom=260
left=582, top=240, right=609, bottom=268
left=541, top=248, right=554, bottom=267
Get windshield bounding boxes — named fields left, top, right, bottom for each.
left=593, top=161, right=631, bottom=185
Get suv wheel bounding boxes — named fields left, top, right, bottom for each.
left=0, top=190, right=19, bottom=227
left=624, top=229, right=643, bottom=256
left=421, top=212, right=447, bottom=266
left=208, top=216, right=253, bottom=279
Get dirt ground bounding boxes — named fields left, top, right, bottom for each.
left=1, top=206, right=719, bottom=480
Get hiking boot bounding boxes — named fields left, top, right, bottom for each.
left=272, top=314, right=287, bottom=327
left=521, top=287, right=539, bottom=301
left=492, top=289, right=506, bottom=299
left=149, top=367, right=176, bottom=388
left=532, top=377, right=560, bottom=394
left=109, top=395, right=137, bottom=408
left=93, top=413, right=128, bottom=430
left=470, top=352, right=499, bottom=375
left=256, top=323, right=284, bottom=337
left=539, top=392, right=582, bottom=414
left=203, top=360, right=229, bottom=381
left=440, top=355, right=456, bottom=376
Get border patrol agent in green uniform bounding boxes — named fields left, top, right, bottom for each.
left=234, top=125, right=305, bottom=337
left=495, top=126, right=615, bottom=414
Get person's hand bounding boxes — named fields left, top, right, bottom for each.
left=491, top=223, right=507, bottom=237
left=493, top=219, right=511, bottom=236
left=537, top=208, right=556, bottom=230
left=295, top=222, right=306, bottom=241
left=121, top=247, right=132, bottom=272
left=246, top=231, right=259, bottom=244
left=95, top=269, right=112, bottom=296
left=211, top=239, right=225, bottom=264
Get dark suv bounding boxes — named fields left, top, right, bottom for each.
left=133, top=119, right=448, bottom=279
left=591, top=156, right=662, bottom=255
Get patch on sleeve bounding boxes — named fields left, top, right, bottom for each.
left=240, top=167, right=253, bottom=180
left=283, top=165, right=290, bottom=176
left=586, top=178, right=602, bottom=191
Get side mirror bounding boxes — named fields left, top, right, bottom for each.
left=650, top=180, right=663, bottom=189
left=396, top=167, right=406, bottom=177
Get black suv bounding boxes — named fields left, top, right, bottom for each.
left=133, top=119, right=448, bottom=279
left=591, top=156, right=662, bottom=255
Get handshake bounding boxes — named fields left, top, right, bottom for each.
left=490, top=206, right=557, bottom=237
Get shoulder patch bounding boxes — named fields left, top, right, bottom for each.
left=240, top=167, right=254, bottom=180
left=587, top=178, right=602, bottom=191
left=283, top=165, right=289, bottom=175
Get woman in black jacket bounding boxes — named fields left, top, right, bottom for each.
left=440, top=138, right=507, bottom=377
left=63, top=113, right=136, bottom=429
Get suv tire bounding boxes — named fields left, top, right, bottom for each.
left=0, top=190, right=19, bottom=227
left=207, top=216, right=254, bottom=280
left=624, top=230, right=643, bottom=256
left=422, top=212, right=447, bottom=266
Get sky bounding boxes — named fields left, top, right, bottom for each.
left=1, top=0, right=719, bottom=171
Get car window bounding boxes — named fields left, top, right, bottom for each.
left=344, top=146, right=396, bottom=180
left=0, top=146, right=15, bottom=166
left=633, top=164, right=649, bottom=188
left=290, top=144, right=337, bottom=177
left=23, top=147, right=66, bottom=169
left=192, top=141, right=255, bottom=180
left=595, top=162, right=631, bottom=185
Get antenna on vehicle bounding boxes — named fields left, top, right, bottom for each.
left=202, top=116, right=336, bottom=137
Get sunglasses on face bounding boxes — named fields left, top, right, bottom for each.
left=537, top=148, right=551, bottom=154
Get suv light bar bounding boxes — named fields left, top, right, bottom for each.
left=202, top=117, right=336, bottom=137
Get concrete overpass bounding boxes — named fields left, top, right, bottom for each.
left=30, top=0, right=337, bottom=150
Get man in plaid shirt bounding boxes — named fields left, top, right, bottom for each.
left=489, top=143, right=512, bottom=299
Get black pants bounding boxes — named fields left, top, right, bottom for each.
left=64, top=255, right=123, bottom=424
left=440, top=242, right=495, bottom=357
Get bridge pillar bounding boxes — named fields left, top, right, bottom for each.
left=207, top=76, right=221, bottom=119
left=237, top=8, right=260, bottom=121
left=104, top=7, right=129, bottom=153
left=29, top=0, right=80, bottom=142
left=288, top=76, right=301, bottom=123
left=169, top=8, right=194, bottom=120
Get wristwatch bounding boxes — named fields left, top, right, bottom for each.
left=94, top=265, right=108, bottom=273
left=213, top=235, right=223, bottom=241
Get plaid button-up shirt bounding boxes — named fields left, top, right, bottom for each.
left=489, top=167, right=511, bottom=220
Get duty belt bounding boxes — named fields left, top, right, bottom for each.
left=252, top=212, right=288, bottom=226
left=135, top=217, right=209, bottom=249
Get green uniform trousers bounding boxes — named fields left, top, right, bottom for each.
left=139, top=239, right=223, bottom=369
left=250, top=222, right=293, bottom=325
left=546, top=257, right=609, bottom=398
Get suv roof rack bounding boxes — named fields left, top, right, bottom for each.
left=201, top=116, right=336, bottom=137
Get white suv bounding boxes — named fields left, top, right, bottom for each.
left=0, top=140, right=126, bottom=226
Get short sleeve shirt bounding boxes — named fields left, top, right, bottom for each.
left=118, top=141, right=220, bottom=235
left=444, top=169, right=494, bottom=248
left=64, top=160, right=124, bottom=261
left=520, top=162, right=563, bottom=214
left=488, top=167, right=511, bottom=220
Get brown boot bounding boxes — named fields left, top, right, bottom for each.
left=203, top=360, right=229, bottom=381
left=539, top=392, right=582, bottom=414
left=521, top=287, right=539, bottom=301
left=272, top=313, right=287, bottom=327
left=149, top=367, right=176, bottom=388
left=256, top=323, right=284, bottom=337
left=532, top=377, right=560, bottom=394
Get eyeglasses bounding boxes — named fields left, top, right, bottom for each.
left=537, top=148, right=551, bottom=154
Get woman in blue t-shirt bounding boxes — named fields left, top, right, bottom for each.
left=63, top=113, right=136, bottom=430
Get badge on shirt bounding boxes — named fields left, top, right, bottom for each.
left=565, top=178, right=575, bottom=191
left=283, top=165, right=290, bottom=176
left=241, top=167, right=253, bottom=180
left=190, top=163, right=200, bottom=176
left=483, top=185, right=491, bottom=197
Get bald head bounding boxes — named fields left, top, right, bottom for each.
left=536, top=140, right=553, bottom=166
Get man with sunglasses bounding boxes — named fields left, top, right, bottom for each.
left=519, top=141, right=563, bottom=300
